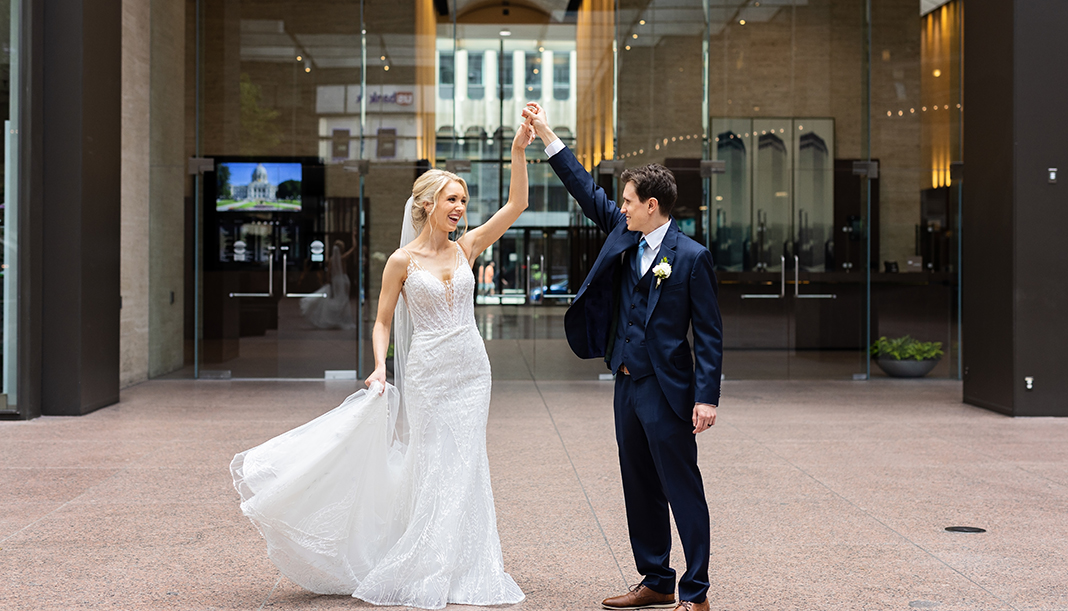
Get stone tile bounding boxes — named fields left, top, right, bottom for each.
left=2, top=378, right=1066, bottom=610
left=0, top=468, right=121, bottom=504
left=0, top=502, right=65, bottom=540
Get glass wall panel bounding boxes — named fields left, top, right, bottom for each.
left=1, top=0, right=20, bottom=409
left=177, top=0, right=961, bottom=383
left=868, top=0, right=962, bottom=379
left=190, top=0, right=371, bottom=379
left=704, top=0, right=870, bottom=380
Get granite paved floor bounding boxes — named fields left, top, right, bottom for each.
left=1, top=378, right=1066, bottom=611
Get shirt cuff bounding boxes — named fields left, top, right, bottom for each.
left=544, top=139, right=565, bottom=158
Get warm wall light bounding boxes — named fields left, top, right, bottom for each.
left=296, top=55, right=303, bottom=61
left=380, top=55, right=385, bottom=60
left=639, top=19, right=645, bottom=25
left=384, top=65, right=390, bottom=71
left=305, top=67, right=311, bottom=73
left=739, top=19, right=746, bottom=25
left=632, top=33, right=638, bottom=39
left=933, top=69, right=942, bottom=77
left=538, top=46, right=544, bottom=52
left=625, top=45, right=631, bottom=51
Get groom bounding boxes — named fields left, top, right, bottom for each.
left=523, top=104, right=723, bottom=611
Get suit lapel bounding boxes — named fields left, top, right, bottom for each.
left=645, top=220, right=679, bottom=327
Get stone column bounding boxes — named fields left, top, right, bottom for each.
left=41, top=0, right=122, bottom=415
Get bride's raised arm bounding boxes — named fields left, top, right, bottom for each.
left=458, top=122, right=531, bottom=262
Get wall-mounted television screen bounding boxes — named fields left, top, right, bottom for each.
left=215, top=161, right=303, bottom=212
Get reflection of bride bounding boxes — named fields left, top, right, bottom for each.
left=231, top=121, right=536, bottom=609
left=300, top=235, right=356, bottom=330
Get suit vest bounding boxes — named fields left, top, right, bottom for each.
left=609, top=249, right=655, bottom=379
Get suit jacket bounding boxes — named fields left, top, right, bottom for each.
left=551, top=146, right=724, bottom=418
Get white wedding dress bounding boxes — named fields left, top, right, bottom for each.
left=231, top=241, right=524, bottom=609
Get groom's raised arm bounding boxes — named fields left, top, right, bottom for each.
left=523, top=105, right=624, bottom=235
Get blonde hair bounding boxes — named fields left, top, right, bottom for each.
left=411, top=169, right=469, bottom=236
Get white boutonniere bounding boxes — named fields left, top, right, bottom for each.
left=653, top=257, right=671, bottom=288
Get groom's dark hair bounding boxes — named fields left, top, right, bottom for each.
left=620, top=164, right=677, bottom=217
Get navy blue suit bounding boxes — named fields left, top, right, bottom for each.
left=550, top=146, right=723, bottom=603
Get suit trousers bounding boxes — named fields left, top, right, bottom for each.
left=614, top=371, right=711, bottom=603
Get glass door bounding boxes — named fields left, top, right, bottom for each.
left=700, top=1, right=870, bottom=380
left=191, top=0, right=367, bottom=379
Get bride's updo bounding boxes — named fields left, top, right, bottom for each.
left=411, top=169, right=469, bottom=234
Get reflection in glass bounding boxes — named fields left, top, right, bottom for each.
left=525, top=52, right=542, bottom=99
left=795, top=119, right=834, bottom=272
left=2, top=0, right=18, bottom=405
left=753, top=120, right=792, bottom=272
left=439, top=51, right=455, bottom=100
left=467, top=52, right=484, bottom=100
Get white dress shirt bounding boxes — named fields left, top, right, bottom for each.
left=638, top=220, right=670, bottom=276
left=544, top=138, right=566, bottom=158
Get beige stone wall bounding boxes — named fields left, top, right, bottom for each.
left=149, top=0, right=187, bottom=377
left=121, top=0, right=151, bottom=387
left=121, top=0, right=186, bottom=387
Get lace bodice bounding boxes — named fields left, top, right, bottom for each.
left=401, top=242, right=476, bottom=334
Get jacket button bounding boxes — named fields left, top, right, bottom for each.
left=631, top=304, right=636, bottom=309
left=628, top=322, right=633, bottom=326
left=625, top=339, right=630, bottom=343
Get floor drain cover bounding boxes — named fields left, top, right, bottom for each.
left=945, top=526, right=986, bottom=533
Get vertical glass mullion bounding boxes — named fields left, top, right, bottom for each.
left=862, top=0, right=873, bottom=381
left=193, top=0, right=203, bottom=379
left=702, top=0, right=711, bottom=250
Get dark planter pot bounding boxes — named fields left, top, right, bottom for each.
left=875, top=357, right=940, bottom=378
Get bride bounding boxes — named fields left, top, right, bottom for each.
left=230, top=120, right=535, bottom=609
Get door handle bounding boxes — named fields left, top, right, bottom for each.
left=539, top=254, right=546, bottom=299
left=229, top=245, right=274, bottom=298
left=282, top=251, right=328, bottom=298
left=742, top=255, right=786, bottom=299
left=793, top=254, right=836, bottom=299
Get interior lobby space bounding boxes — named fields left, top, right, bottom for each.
left=4, top=0, right=1062, bottom=420
left=2, top=378, right=1067, bottom=610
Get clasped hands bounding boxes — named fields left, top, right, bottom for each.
left=518, top=102, right=548, bottom=148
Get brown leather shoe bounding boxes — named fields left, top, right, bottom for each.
left=602, top=583, right=677, bottom=610
left=673, top=599, right=710, bottom=611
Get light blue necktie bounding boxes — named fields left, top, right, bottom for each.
left=636, top=237, right=648, bottom=277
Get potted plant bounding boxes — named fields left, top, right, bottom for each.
left=870, top=335, right=944, bottom=378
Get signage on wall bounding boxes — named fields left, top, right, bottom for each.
left=316, top=85, right=419, bottom=115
